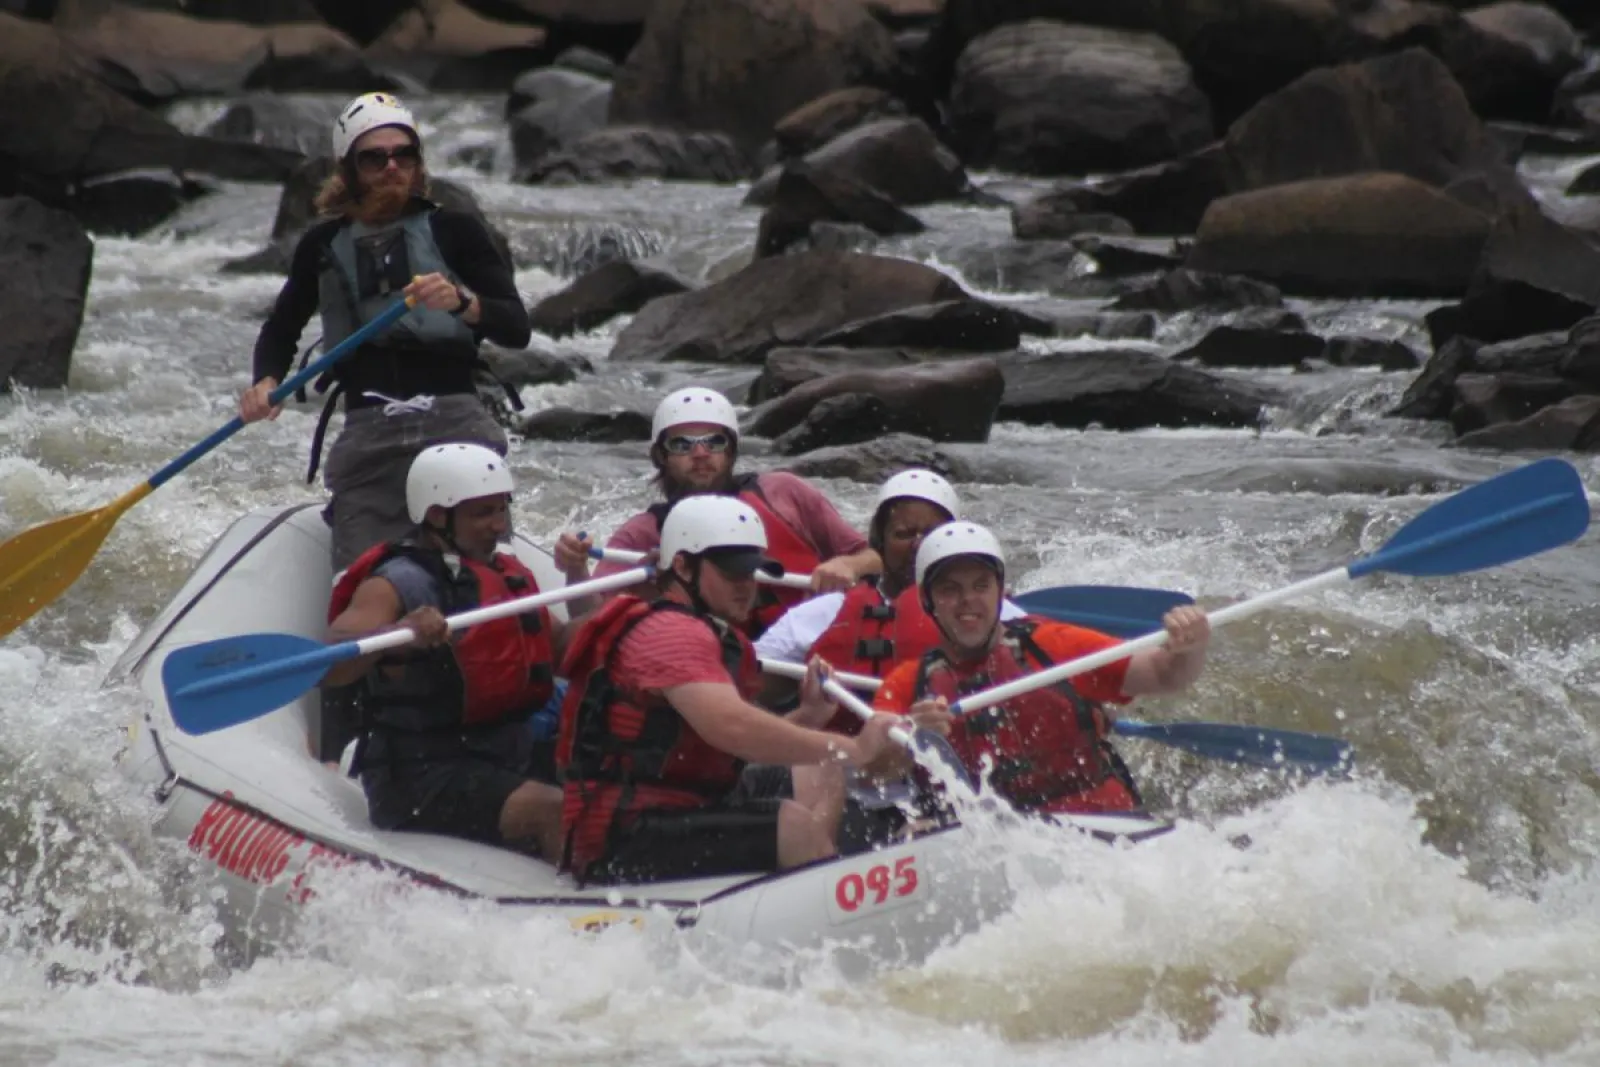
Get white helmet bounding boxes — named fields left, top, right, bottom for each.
left=915, top=521, right=1005, bottom=589
left=405, top=443, right=513, bottom=524
left=875, top=469, right=960, bottom=520
left=333, top=92, right=419, bottom=160
left=651, top=386, right=740, bottom=443
left=659, top=496, right=780, bottom=577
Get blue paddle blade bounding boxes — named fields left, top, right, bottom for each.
left=1114, top=718, right=1352, bottom=775
left=1012, top=586, right=1196, bottom=638
left=1353, top=457, right=1590, bottom=579
left=163, top=632, right=333, bottom=736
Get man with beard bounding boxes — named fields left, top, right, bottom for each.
left=238, top=92, right=531, bottom=571
left=581, top=386, right=881, bottom=637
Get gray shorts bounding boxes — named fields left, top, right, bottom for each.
left=322, top=394, right=507, bottom=570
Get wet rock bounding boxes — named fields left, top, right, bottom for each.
left=1020, top=307, right=1160, bottom=340
left=202, top=93, right=344, bottom=156
left=1042, top=143, right=1228, bottom=236
left=772, top=393, right=893, bottom=454
left=1447, top=372, right=1575, bottom=435
left=947, top=21, right=1213, bottom=175
left=745, top=117, right=971, bottom=208
left=0, top=15, right=302, bottom=231
left=520, top=126, right=752, bottom=184
left=515, top=406, right=653, bottom=442
left=806, top=221, right=883, bottom=253
left=506, top=69, right=612, bottom=175
left=1186, top=173, right=1495, bottom=298
left=482, top=343, right=593, bottom=388
left=1222, top=49, right=1525, bottom=217
left=610, top=250, right=967, bottom=364
left=553, top=46, right=617, bottom=79
left=773, top=432, right=975, bottom=483
left=219, top=157, right=511, bottom=274
left=1452, top=1, right=1584, bottom=122
left=747, top=357, right=1004, bottom=443
left=1486, top=121, right=1600, bottom=160
left=1109, top=269, right=1283, bottom=313
left=810, top=298, right=1049, bottom=350
left=609, top=0, right=900, bottom=154
left=528, top=259, right=693, bottom=338
left=1451, top=395, right=1600, bottom=451
left=363, top=0, right=549, bottom=91
left=997, top=349, right=1278, bottom=430
left=69, top=169, right=221, bottom=237
left=747, top=346, right=947, bottom=403
left=1011, top=193, right=1135, bottom=240
left=0, top=197, right=90, bottom=391
left=1170, top=325, right=1325, bottom=369
left=1070, top=235, right=1185, bottom=276
left=1552, top=63, right=1600, bottom=131
left=754, top=161, right=924, bottom=259
left=1569, top=163, right=1600, bottom=196
left=1321, top=337, right=1421, bottom=370
left=773, top=87, right=908, bottom=160
left=61, top=4, right=362, bottom=102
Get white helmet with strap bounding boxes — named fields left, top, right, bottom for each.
left=915, top=521, right=1005, bottom=590
left=333, top=92, right=419, bottom=160
left=871, top=469, right=960, bottom=550
left=405, top=443, right=513, bottom=523
left=660, top=495, right=768, bottom=561
left=651, top=386, right=740, bottom=443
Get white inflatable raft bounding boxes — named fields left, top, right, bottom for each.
left=108, top=504, right=1175, bottom=975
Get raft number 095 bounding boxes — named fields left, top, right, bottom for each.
left=831, top=855, right=919, bottom=920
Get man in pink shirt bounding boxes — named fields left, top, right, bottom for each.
left=567, top=386, right=881, bottom=637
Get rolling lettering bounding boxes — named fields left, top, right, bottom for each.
left=186, top=793, right=304, bottom=886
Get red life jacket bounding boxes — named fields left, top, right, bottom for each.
left=808, top=581, right=944, bottom=734
left=555, top=595, right=762, bottom=879
left=915, top=620, right=1140, bottom=815
left=647, top=473, right=823, bottom=637
left=328, top=539, right=556, bottom=735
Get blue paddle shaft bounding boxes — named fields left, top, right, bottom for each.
left=147, top=298, right=413, bottom=490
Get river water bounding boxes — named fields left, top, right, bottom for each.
left=2, top=95, right=1599, bottom=1065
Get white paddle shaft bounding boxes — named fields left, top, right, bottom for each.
left=596, top=546, right=814, bottom=590
left=952, top=565, right=1352, bottom=715
left=350, top=567, right=652, bottom=658
left=757, top=659, right=911, bottom=746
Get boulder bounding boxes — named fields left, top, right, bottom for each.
left=947, top=21, right=1214, bottom=175
left=0, top=197, right=91, bottom=391
left=753, top=161, right=925, bottom=259
left=608, top=0, right=900, bottom=154
left=1186, top=172, right=1495, bottom=298
left=996, top=349, right=1279, bottom=429
left=610, top=250, right=968, bottom=363
left=363, top=0, right=550, bottom=91
left=516, top=406, right=653, bottom=442
left=746, top=357, right=1004, bottom=443
left=772, top=87, right=909, bottom=160
left=1451, top=395, right=1600, bottom=451
left=774, top=432, right=976, bottom=483
left=1108, top=269, right=1283, bottom=312
left=745, top=117, right=971, bottom=208
left=520, top=126, right=751, bottom=184
left=506, top=69, right=612, bottom=175
left=528, top=259, right=693, bottom=338
left=810, top=298, right=1049, bottom=350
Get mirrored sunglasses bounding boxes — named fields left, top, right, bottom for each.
left=663, top=432, right=731, bottom=455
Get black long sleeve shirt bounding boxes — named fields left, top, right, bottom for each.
left=251, top=202, right=531, bottom=387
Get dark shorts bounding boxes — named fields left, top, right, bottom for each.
left=359, top=727, right=556, bottom=846
left=586, top=797, right=784, bottom=885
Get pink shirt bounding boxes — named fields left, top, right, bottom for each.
left=611, top=610, right=736, bottom=692
left=594, top=472, right=868, bottom=581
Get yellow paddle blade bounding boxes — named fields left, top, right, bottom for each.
left=0, top=483, right=151, bottom=638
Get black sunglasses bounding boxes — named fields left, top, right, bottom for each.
left=663, top=432, right=731, bottom=455
left=354, top=144, right=421, bottom=173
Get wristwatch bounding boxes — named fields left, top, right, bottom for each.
left=449, top=286, right=473, bottom=316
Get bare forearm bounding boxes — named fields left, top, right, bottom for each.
left=1129, top=646, right=1207, bottom=695
left=838, top=546, right=881, bottom=579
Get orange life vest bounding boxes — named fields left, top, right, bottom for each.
left=555, top=596, right=763, bottom=879
left=915, top=620, right=1139, bottom=814
left=328, top=539, right=556, bottom=736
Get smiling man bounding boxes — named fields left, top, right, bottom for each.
left=580, top=386, right=882, bottom=636
left=872, top=522, right=1213, bottom=815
